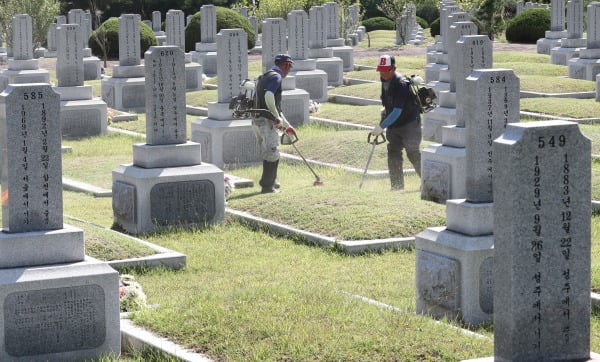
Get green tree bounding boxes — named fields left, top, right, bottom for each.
left=0, top=0, right=60, bottom=50
left=474, top=0, right=505, bottom=40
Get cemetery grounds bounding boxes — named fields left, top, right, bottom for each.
left=23, top=30, right=600, bottom=361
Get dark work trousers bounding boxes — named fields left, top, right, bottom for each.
left=386, top=118, right=422, bottom=190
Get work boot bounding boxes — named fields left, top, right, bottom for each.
left=260, top=160, right=280, bottom=193
left=388, top=156, right=404, bottom=191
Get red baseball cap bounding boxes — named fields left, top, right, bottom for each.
left=376, top=54, right=395, bottom=72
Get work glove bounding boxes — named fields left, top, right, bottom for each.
left=285, top=126, right=297, bottom=137
left=371, top=124, right=384, bottom=136
left=274, top=118, right=283, bottom=129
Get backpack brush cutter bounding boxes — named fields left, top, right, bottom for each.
left=229, top=79, right=324, bottom=187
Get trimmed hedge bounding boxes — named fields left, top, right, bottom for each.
left=184, top=7, right=255, bottom=52
left=429, top=17, right=440, bottom=37
left=416, top=16, right=428, bottom=29
left=506, top=8, right=550, bottom=43
left=362, top=16, right=395, bottom=32
left=89, top=17, right=157, bottom=59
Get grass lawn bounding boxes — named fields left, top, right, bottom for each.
left=521, top=97, right=600, bottom=119
left=108, top=112, right=199, bottom=137
left=313, top=102, right=382, bottom=126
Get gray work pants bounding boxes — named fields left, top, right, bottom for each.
left=252, top=116, right=280, bottom=162
left=386, top=119, right=422, bottom=189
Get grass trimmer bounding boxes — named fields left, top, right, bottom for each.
left=281, top=130, right=324, bottom=186
left=359, top=133, right=386, bottom=189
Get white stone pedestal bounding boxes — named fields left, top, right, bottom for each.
left=0, top=258, right=120, bottom=361
left=281, top=76, right=310, bottom=126
left=191, top=42, right=217, bottom=76
left=290, top=59, right=328, bottom=102
left=191, top=103, right=261, bottom=168
left=415, top=199, right=494, bottom=326
left=420, top=142, right=466, bottom=203
left=422, top=89, right=456, bottom=142
left=0, top=59, right=49, bottom=92
left=568, top=48, right=600, bottom=80
left=331, top=45, right=354, bottom=72
left=84, top=56, right=102, bottom=80
left=185, top=60, right=203, bottom=91
left=101, top=64, right=145, bottom=112
left=537, top=30, right=567, bottom=54
left=53, top=85, right=108, bottom=138
left=551, top=38, right=586, bottom=65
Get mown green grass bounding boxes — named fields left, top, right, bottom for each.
left=313, top=102, right=382, bottom=126
left=186, top=89, right=217, bottom=107
left=66, top=217, right=156, bottom=261
left=108, top=113, right=199, bottom=137
left=227, top=164, right=444, bottom=240
left=521, top=97, right=600, bottom=119
left=62, top=133, right=142, bottom=189
left=127, top=222, right=493, bottom=362
left=330, top=82, right=381, bottom=99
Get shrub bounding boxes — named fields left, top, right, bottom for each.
left=362, top=16, right=395, bottom=32
left=416, top=0, right=439, bottom=25
left=416, top=16, right=428, bottom=29
left=505, top=8, right=550, bottom=43
left=184, top=7, right=255, bottom=52
left=89, top=17, right=157, bottom=59
left=429, top=17, right=440, bottom=37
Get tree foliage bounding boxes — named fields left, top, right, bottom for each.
left=0, top=0, right=60, bottom=50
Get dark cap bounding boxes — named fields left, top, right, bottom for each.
left=274, top=54, right=294, bottom=64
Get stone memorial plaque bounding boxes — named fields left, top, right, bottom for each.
left=588, top=3, right=600, bottom=49
left=67, top=9, right=85, bottom=27
left=144, top=46, right=187, bottom=145
left=288, top=10, right=309, bottom=61
left=4, top=285, right=105, bottom=356
left=324, top=2, right=340, bottom=40
left=223, top=132, right=260, bottom=163
left=166, top=10, right=185, bottom=51
left=262, top=18, right=287, bottom=72
left=443, top=11, right=469, bottom=54
left=61, top=109, right=102, bottom=138
left=121, top=84, right=146, bottom=109
left=57, top=24, right=84, bottom=87
left=249, top=16, right=259, bottom=46
left=150, top=180, right=216, bottom=225
left=56, top=15, right=67, bottom=25
left=567, top=0, right=584, bottom=39
left=493, top=121, right=591, bottom=361
left=152, top=11, right=162, bottom=32
left=119, top=14, right=141, bottom=66
left=113, top=181, right=135, bottom=223
left=447, top=21, right=477, bottom=91
left=551, top=0, right=566, bottom=31
left=416, top=250, right=459, bottom=314
left=465, top=69, right=520, bottom=203
left=12, top=15, right=33, bottom=61
left=478, top=257, right=493, bottom=314
left=453, top=35, right=492, bottom=95
left=216, top=29, right=248, bottom=103
left=239, top=7, right=248, bottom=18
left=47, top=24, right=57, bottom=52
left=201, top=5, right=217, bottom=44
left=421, top=160, right=450, bottom=203
left=309, top=6, right=327, bottom=49
left=0, top=84, right=62, bottom=233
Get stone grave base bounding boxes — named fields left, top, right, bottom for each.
left=0, top=258, right=120, bottom=361
left=420, top=145, right=466, bottom=204
left=432, top=80, right=450, bottom=96
left=60, top=99, right=108, bottom=138
left=424, top=62, right=447, bottom=83
left=441, top=125, right=466, bottom=148
left=0, top=69, right=50, bottom=92
left=44, top=50, right=57, bottom=58
left=292, top=69, right=329, bottom=102
left=185, top=62, right=203, bottom=91
left=0, top=225, right=84, bottom=268
left=422, top=106, right=457, bottom=142
left=326, top=38, right=345, bottom=47
left=101, top=76, right=146, bottom=112
left=437, top=89, right=456, bottom=108
left=315, top=57, right=344, bottom=86
left=281, top=88, right=310, bottom=126
left=331, top=46, right=354, bottom=72
left=190, top=50, right=217, bottom=77
left=568, top=57, right=600, bottom=81
left=551, top=45, right=583, bottom=66
left=132, top=141, right=202, bottom=168
left=415, top=226, right=494, bottom=326
left=112, top=163, right=225, bottom=234
left=309, top=47, right=334, bottom=59
left=156, top=34, right=167, bottom=46
left=536, top=37, right=562, bottom=55
left=596, top=73, right=600, bottom=101
left=8, top=58, right=39, bottom=70
left=192, top=115, right=261, bottom=168
left=84, top=56, right=102, bottom=80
